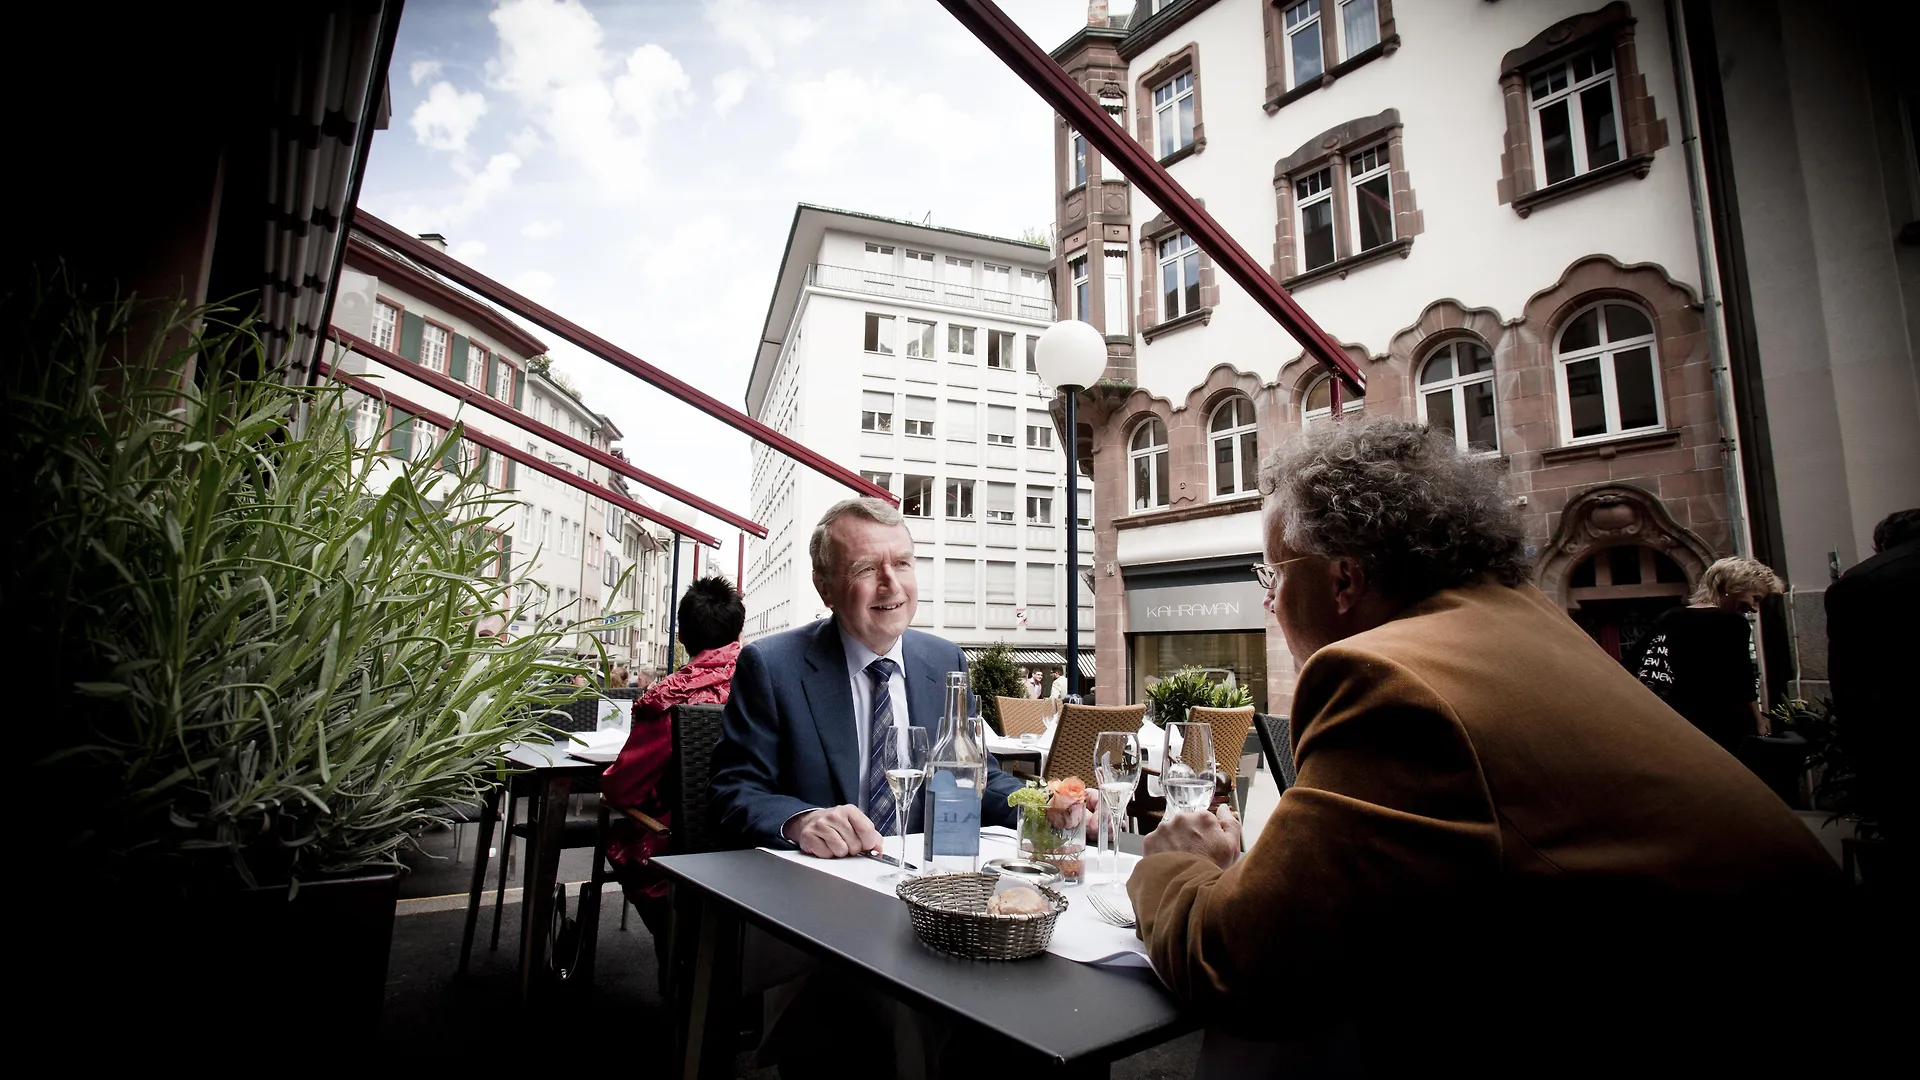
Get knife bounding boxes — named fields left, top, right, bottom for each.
left=863, top=851, right=917, bottom=870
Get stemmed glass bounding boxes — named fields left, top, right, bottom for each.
left=877, top=726, right=929, bottom=886
left=1162, top=722, right=1217, bottom=818
left=1092, top=731, right=1139, bottom=892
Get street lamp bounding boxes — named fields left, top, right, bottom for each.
left=1034, top=319, right=1107, bottom=701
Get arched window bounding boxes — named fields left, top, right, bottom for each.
left=1555, top=302, right=1661, bottom=442
left=1417, top=340, right=1498, bottom=453
left=1209, top=396, right=1259, bottom=499
left=1129, top=418, right=1170, bottom=512
left=1301, top=375, right=1364, bottom=426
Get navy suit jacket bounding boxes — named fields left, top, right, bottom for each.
left=709, top=618, right=1024, bottom=849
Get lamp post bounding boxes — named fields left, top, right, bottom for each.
left=1034, top=320, right=1107, bottom=701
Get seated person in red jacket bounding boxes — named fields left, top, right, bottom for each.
left=602, top=576, right=745, bottom=935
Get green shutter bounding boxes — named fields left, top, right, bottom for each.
left=512, top=368, right=525, bottom=409
left=500, top=533, right=512, bottom=582
left=388, top=410, right=413, bottom=458
left=477, top=446, right=491, bottom=484
left=507, top=458, right=517, bottom=489
left=449, top=334, right=469, bottom=382
left=442, top=433, right=461, bottom=471
left=398, top=313, right=424, bottom=363
left=485, top=353, right=499, bottom=398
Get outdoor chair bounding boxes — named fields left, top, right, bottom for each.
left=1043, top=702, right=1146, bottom=785
left=1255, top=713, right=1297, bottom=793
left=1134, top=705, right=1257, bottom=835
left=995, top=695, right=1055, bottom=738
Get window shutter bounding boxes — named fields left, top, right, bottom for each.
left=486, top=353, right=499, bottom=398
left=513, top=369, right=525, bottom=408
left=450, top=334, right=469, bottom=382
left=477, top=446, right=490, bottom=483
left=388, top=410, right=413, bottom=458
left=399, top=313, right=424, bottom=363
left=500, top=534, right=512, bottom=582
left=507, top=457, right=517, bottom=489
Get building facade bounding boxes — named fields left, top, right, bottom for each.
left=1047, top=0, right=1917, bottom=715
left=331, top=233, right=674, bottom=670
left=742, top=205, right=1096, bottom=679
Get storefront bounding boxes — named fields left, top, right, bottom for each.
left=1124, top=556, right=1271, bottom=713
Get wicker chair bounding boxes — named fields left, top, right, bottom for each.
left=1186, top=706, right=1258, bottom=792
left=1043, top=703, right=1146, bottom=784
left=995, top=696, right=1056, bottom=738
left=1254, top=713, right=1297, bottom=792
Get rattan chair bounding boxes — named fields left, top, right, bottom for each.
left=995, top=696, right=1056, bottom=738
left=1254, top=712, right=1296, bottom=792
left=1186, top=706, right=1258, bottom=792
left=1043, top=703, right=1146, bottom=784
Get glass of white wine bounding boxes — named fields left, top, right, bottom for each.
left=1093, top=731, right=1140, bottom=889
left=878, top=726, right=930, bottom=886
left=1162, top=722, right=1216, bottom=817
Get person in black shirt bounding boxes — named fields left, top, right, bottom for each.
left=1637, top=556, right=1783, bottom=753
left=1826, top=508, right=1919, bottom=843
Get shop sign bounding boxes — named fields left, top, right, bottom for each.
left=1127, top=579, right=1266, bottom=632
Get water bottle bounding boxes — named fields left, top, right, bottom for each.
left=923, top=671, right=986, bottom=873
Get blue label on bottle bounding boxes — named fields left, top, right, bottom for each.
left=927, top=772, right=981, bottom=856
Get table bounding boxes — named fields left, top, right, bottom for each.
left=657, top=839, right=1190, bottom=1078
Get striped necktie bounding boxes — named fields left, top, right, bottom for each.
left=865, top=657, right=900, bottom=836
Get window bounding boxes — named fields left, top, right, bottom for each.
left=984, top=263, right=1012, bottom=294
left=465, top=341, right=489, bottom=390
left=1296, top=168, right=1335, bottom=272
left=1026, top=489, right=1053, bottom=524
left=573, top=520, right=584, bottom=558
left=413, top=419, right=444, bottom=462
left=986, top=482, right=1016, bottom=522
left=861, top=391, right=894, bottom=433
left=985, top=561, right=1016, bottom=604
left=1152, top=71, right=1195, bottom=158
left=864, top=313, right=895, bottom=355
left=457, top=439, right=481, bottom=474
left=1025, top=335, right=1039, bottom=374
left=1100, top=91, right=1126, bottom=125
left=945, top=256, right=973, bottom=297
left=1303, top=375, right=1364, bottom=425
left=541, top=510, right=552, bottom=550
left=987, top=331, right=1015, bottom=369
left=1157, top=233, right=1201, bottom=320
left=606, top=502, right=622, bottom=533
left=1349, top=144, right=1393, bottom=253
left=863, top=242, right=894, bottom=282
left=947, top=324, right=976, bottom=356
left=1070, top=129, right=1088, bottom=187
left=945, top=400, right=977, bottom=443
left=1556, top=302, right=1661, bottom=441
left=1026, top=420, right=1053, bottom=450
left=860, top=470, right=893, bottom=495
left=904, top=249, right=935, bottom=290
left=1104, top=247, right=1128, bottom=333
left=945, top=478, right=976, bottom=520
left=494, top=358, right=515, bottom=402
left=371, top=300, right=400, bottom=352
left=902, top=474, right=935, bottom=517
left=1129, top=419, right=1170, bottom=511
left=904, top=318, right=935, bottom=359
left=904, top=396, right=935, bottom=438
left=353, top=396, right=383, bottom=445
left=1209, top=396, right=1259, bottom=499
left=1284, top=1, right=1324, bottom=89
left=945, top=559, right=977, bottom=603
left=1529, top=48, right=1621, bottom=189
left=1418, top=341, right=1499, bottom=453
left=987, top=405, right=1016, bottom=446
left=1069, top=254, right=1090, bottom=323
left=1339, top=0, right=1380, bottom=59
left=1028, top=563, right=1057, bottom=606
left=420, top=323, right=450, bottom=374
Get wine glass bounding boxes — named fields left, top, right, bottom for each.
left=1092, top=731, right=1139, bottom=891
left=1162, top=722, right=1216, bottom=818
left=877, top=726, right=929, bottom=885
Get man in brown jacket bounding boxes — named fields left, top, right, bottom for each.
left=1129, top=418, right=1842, bottom=1075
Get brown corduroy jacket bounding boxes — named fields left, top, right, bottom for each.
left=1128, top=579, right=1840, bottom=1069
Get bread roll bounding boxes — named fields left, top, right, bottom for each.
left=986, top=885, right=1048, bottom=916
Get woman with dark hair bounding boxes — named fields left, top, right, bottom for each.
left=602, top=576, right=746, bottom=937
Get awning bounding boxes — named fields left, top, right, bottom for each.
left=962, top=646, right=1096, bottom=680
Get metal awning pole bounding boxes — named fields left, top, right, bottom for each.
left=666, top=537, right=683, bottom=671
left=936, top=0, right=1364, bottom=396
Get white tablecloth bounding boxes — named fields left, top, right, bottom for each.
left=763, top=827, right=1150, bottom=968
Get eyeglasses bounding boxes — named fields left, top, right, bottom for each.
left=1250, top=556, right=1309, bottom=591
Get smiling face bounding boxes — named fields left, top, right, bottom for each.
left=814, top=515, right=917, bottom=654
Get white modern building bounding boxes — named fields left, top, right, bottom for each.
left=329, top=231, right=675, bottom=670
left=742, top=205, right=1096, bottom=680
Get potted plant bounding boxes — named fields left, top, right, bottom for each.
left=7, top=284, right=601, bottom=1034
left=1007, top=778, right=1089, bottom=882
left=1144, top=666, right=1221, bottom=725
left=969, top=642, right=1026, bottom=735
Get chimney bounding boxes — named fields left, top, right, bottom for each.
left=1088, top=0, right=1109, bottom=26
left=417, top=232, right=449, bottom=251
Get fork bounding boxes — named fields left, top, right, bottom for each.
left=1084, top=886, right=1136, bottom=928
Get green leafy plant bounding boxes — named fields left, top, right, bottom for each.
left=1211, top=681, right=1254, bottom=709
left=969, top=642, right=1025, bottom=735
left=8, top=280, right=619, bottom=893
left=1770, top=697, right=1874, bottom=836
left=1144, top=666, right=1220, bottom=723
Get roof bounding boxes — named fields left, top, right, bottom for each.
left=745, top=203, right=1051, bottom=417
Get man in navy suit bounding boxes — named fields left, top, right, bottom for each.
left=711, top=497, right=1025, bottom=856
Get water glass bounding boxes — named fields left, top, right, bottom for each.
left=1162, top=722, right=1216, bottom=818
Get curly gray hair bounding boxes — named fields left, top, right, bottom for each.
left=1260, top=416, right=1531, bottom=599
left=809, top=497, right=906, bottom=579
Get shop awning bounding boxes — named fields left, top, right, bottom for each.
left=962, top=647, right=1096, bottom=680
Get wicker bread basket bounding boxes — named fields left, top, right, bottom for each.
left=895, top=872, right=1067, bottom=960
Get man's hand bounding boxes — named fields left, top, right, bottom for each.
left=1082, top=786, right=1104, bottom=840
left=783, top=804, right=885, bottom=858
left=1142, top=803, right=1240, bottom=869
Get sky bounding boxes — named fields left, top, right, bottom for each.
left=360, top=0, right=1091, bottom=578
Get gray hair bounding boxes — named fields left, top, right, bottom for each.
left=1260, top=416, right=1531, bottom=599
left=809, top=497, right=906, bottom=579
left=1689, top=556, right=1783, bottom=605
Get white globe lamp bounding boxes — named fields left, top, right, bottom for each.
left=1034, top=319, right=1107, bottom=701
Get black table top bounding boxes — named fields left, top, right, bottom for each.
left=504, top=740, right=608, bottom=773
left=655, top=848, right=1188, bottom=1068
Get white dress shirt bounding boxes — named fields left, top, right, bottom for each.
left=840, top=625, right=910, bottom=801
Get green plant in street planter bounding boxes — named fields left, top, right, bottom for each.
left=969, top=642, right=1025, bottom=735
left=1211, top=681, right=1255, bottom=709
left=6, top=280, right=623, bottom=1028
left=1145, top=666, right=1220, bottom=725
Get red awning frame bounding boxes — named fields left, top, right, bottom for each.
left=315, top=358, right=722, bottom=548
left=328, top=326, right=767, bottom=538
left=349, top=211, right=900, bottom=506
left=937, top=0, right=1365, bottom=405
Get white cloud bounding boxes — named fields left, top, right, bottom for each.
left=508, top=126, right=544, bottom=156
left=704, top=0, right=814, bottom=71
left=521, top=219, right=562, bottom=240
left=508, top=269, right=557, bottom=302
left=452, top=239, right=488, bottom=262
left=409, top=59, right=443, bottom=86
left=410, top=81, right=489, bottom=152
left=486, top=0, right=692, bottom=196
left=712, top=69, right=753, bottom=118
left=443, top=152, right=522, bottom=223
left=780, top=70, right=988, bottom=174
